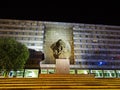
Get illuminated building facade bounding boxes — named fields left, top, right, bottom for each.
left=0, top=19, right=44, bottom=51
left=0, top=19, right=120, bottom=77
left=73, top=24, right=120, bottom=69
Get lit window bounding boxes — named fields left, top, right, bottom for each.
left=92, top=39, right=98, bottom=43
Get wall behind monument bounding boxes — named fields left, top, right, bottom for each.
left=42, top=23, right=74, bottom=64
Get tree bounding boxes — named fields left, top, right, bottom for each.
left=0, top=38, right=29, bottom=76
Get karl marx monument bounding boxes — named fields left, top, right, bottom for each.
left=50, top=39, right=71, bottom=59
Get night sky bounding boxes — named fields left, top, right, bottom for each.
left=0, top=8, right=120, bottom=26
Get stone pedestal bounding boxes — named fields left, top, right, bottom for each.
left=56, top=59, right=70, bottom=74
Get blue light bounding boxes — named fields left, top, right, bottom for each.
left=97, top=61, right=106, bottom=66
left=99, top=61, right=103, bottom=65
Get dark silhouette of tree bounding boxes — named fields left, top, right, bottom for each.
left=25, top=49, right=44, bottom=74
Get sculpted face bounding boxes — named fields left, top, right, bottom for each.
left=50, top=39, right=71, bottom=59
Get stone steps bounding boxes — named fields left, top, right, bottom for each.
left=0, top=74, right=120, bottom=89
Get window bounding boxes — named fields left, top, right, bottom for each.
left=77, top=70, right=89, bottom=74
left=90, top=70, right=103, bottom=78
left=0, top=69, right=5, bottom=78
left=69, top=69, right=76, bottom=74
left=103, top=70, right=116, bottom=78
left=24, top=69, right=39, bottom=78
left=92, top=39, right=98, bottom=43
left=41, top=69, right=48, bottom=74
left=48, top=69, right=55, bottom=74
left=116, top=70, right=120, bottom=78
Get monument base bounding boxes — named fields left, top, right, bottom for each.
left=55, top=59, right=70, bottom=74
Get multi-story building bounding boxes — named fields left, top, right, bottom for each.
left=0, top=19, right=44, bottom=51
left=0, top=19, right=120, bottom=78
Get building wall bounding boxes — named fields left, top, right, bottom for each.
left=42, top=23, right=74, bottom=64
left=0, top=19, right=120, bottom=70
left=73, top=24, right=120, bottom=69
left=0, top=19, right=44, bottom=51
